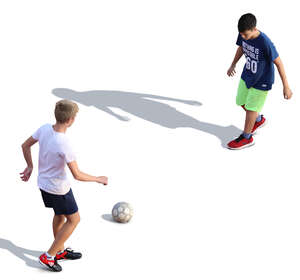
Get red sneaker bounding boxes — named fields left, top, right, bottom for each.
left=251, top=115, right=266, bottom=134
left=56, top=248, right=82, bottom=261
left=227, top=134, right=254, bottom=150
left=39, top=253, right=62, bottom=272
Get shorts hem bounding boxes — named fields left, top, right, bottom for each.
left=54, top=208, right=79, bottom=216
left=244, top=105, right=262, bottom=112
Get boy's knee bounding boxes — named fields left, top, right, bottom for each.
left=55, top=214, right=66, bottom=223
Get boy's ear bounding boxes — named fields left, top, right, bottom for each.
left=66, top=117, right=75, bottom=126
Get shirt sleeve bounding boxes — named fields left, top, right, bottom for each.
left=32, top=126, right=41, bottom=140
left=236, top=34, right=242, bottom=46
left=61, top=138, right=76, bottom=163
left=265, top=38, right=279, bottom=61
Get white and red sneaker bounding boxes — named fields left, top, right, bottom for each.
left=227, top=134, right=254, bottom=150
left=39, top=253, right=62, bottom=272
left=252, top=115, right=266, bottom=134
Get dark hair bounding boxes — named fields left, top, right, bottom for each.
left=238, top=13, right=257, bottom=33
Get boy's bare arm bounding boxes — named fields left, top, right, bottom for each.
left=232, top=46, right=244, bottom=66
left=67, top=161, right=108, bottom=185
left=20, top=136, right=38, bottom=181
left=274, top=56, right=293, bottom=99
left=21, top=136, right=37, bottom=167
left=227, top=46, right=243, bottom=76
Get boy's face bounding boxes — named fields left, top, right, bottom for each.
left=240, top=28, right=258, bottom=40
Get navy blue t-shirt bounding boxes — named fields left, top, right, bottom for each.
left=236, top=31, right=279, bottom=90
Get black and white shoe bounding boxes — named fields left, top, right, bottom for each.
left=56, top=248, right=82, bottom=261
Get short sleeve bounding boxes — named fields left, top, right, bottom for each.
left=265, top=38, right=279, bottom=61
left=236, top=34, right=242, bottom=46
left=61, top=139, right=76, bottom=163
left=32, top=127, right=41, bottom=140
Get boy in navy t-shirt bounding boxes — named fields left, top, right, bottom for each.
left=227, top=13, right=293, bottom=149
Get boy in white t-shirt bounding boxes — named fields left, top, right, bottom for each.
left=20, top=99, right=108, bottom=272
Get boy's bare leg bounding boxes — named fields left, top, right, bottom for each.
left=52, top=215, right=66, bottom=253
left=47, top=212, right=80, bottom=256
left=244, top=109, right=258, bottom=134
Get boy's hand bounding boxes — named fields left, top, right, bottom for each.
left=283, top=86, right=293, bottom=99
left=20, top=166, right=33, bottom=182
left=227, top=64, right=236, bottom=77
left=96, top=176, right=108, bottom=185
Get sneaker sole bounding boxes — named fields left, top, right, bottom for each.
left=227, top=141, right=255, bottom=150
left=252, top=119, right=267, bottom=134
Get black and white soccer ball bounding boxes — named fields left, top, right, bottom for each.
left=112, top=202, right=133, bottom=223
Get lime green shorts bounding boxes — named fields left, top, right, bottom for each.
left=236, top=79, right=268, bottom=112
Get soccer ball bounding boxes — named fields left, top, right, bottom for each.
left=112, top=202, right=133, bottom=223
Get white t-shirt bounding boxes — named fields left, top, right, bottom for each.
left=32, top=124, right=76, bottom=195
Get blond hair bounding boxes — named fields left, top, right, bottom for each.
left=54, top=99, right=79, bottom=123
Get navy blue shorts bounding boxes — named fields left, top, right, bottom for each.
left=40, top=188, right=78, bottom=216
